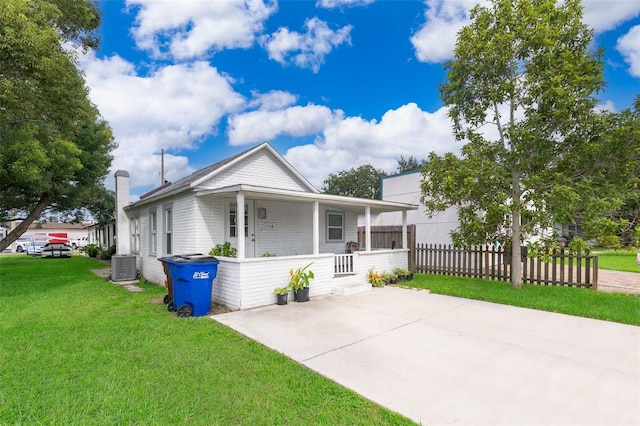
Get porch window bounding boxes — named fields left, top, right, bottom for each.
left=130, top=216, right=140, bottom=253
left=164, top=204, right=172, bottom=255
left=327, top=211, right=344, bottom=242
left=149, top=208, right=157, bottom=255
left=229, top=203, right=249, bottom=238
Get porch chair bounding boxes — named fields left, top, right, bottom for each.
left=345, top=241, right=359, bottom=253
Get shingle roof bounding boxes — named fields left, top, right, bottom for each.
left=137, top=144, right=256, bottom=201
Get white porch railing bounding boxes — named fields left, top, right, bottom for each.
left=334, top=253, right=356, bottom=275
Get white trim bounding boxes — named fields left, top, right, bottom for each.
left=326, top=211, right=345, bottom=242
left=195, top=184, right=418, bottom=213
left=402, top=210, right=408, bottom=249
left=190, top=143, right=319, bottom=193
left=236, top=192, right=245, bottom=259
left=313, top=201, right=319, bottom=254
left=365, top=206, right=371, bottom=251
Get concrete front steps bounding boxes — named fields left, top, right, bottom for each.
left=331, top=275, right=372, bottom=296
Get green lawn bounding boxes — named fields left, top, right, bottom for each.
left=592, top=248, right=640, bottom=273
left=404, top=274, right=640, bottom=326
left=0, top=255, right=413, bottom=425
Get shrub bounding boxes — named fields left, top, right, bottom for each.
left=209, top=242, right=237, bottom=257
left=83, top=244, right=100, bottom=258
left=568, top=237, right=591, bottom=255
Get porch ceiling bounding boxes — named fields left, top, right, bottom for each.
left=195, top=184, right=418, bottom=214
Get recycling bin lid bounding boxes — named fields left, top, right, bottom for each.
left=172, top=254, right=218, bottom=262
left=159, top=253, right=204, bottom=261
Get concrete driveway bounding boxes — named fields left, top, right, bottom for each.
left=213, top=287, right=639, bottom=425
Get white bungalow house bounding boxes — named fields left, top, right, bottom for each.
left=114, top=143, right=418, bottom=310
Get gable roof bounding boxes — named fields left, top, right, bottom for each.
left=136, top=142, right=317, bottom=205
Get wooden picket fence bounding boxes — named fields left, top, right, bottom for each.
left=414, top=243, right=598, bottom=289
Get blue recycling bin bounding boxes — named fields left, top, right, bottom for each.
left=163, top=255, right=219, bottom=317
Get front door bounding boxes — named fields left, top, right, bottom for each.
left=227, top=199, right=255, bottom=257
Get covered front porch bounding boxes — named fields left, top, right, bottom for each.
left=196, top=184, right=416, bottom=258
left=195, top=184, right=418, bottom=309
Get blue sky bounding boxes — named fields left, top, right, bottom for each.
left=80, top=0, right=640, bottom=197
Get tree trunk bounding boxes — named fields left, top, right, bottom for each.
left=511, top=217, right=522, bottom=288
left=0, top=193, right=52, bottom=252
left=511, top=170, right=523, bottom=288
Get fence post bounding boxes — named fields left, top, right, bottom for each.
left=484, top=246, right=489, bottom=280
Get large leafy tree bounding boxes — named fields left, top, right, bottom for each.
left=421, top=0, right=639, bottom=287
left=0, top=0, right=114, bottom=251
left=582, top=96, right=640, bottom=247
left=322, top=165, right=387, bottom=199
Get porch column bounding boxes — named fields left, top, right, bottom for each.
left=312, top=201, right=319, bottom=254
left=365, top=206, right=371, bottom=252
left=236, top=192, right=245, bottom=259
left=402, top=210, right=408, bottom=249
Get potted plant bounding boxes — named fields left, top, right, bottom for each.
left=289, top=262, right=314, bottom=302
left=393, top=268, right=412, bottom=282
left=367, top=269, right=385, bottom=287
left=382, top=272, right=397, bottom=285
left=273, top=286, right=289, bottom=305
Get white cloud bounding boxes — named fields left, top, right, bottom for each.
left=316, top=0, right=375, bottom=9
left=582, top=1, right=640, bottom=33
left=411, top=0, right=640, bottom=64
left=127, top=0, right=277, bottom=60
left=410, top=0, right=484, bottom=64
left=227, top=104, right=338, bottom=145
left=284, top=104, right=459, bottom=188
left=228, top=100, right=459, bottom=188
left=261, top=17, right=353, bottom=72
left=596, top=100, right=617, bottom=113
left=247, top=90, right=298, bottom=110
left=80, top=51, right=245, bottom=189
left=616, top=25, right=640, bottom=77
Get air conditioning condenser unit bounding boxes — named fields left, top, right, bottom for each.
left=111, top=254, right=137, bottom=281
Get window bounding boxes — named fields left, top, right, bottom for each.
left=149, top=209, right=157, bottom=255
left=164, top=205, right=172, bottom=255
left=327, top=212, right=344, bottom=241
left=130, top=216, right=140, bottom=253
left=229, top=203, right=249, bottom=238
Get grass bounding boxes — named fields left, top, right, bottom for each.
left=591, top=247, right=640, bottom=273
left=404, top=274, right=640, bottom=326
left=0, top=255, right=414, bottom=425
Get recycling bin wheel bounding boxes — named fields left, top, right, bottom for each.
left=167, top=301, right=175, bottom=312
left=163, top=294, right=170, bottom=304
left=176, top=304, right=193, bottom=317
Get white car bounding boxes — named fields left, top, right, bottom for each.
left=26, top=241, right=46, bottom=256
left=14, top=238, right=31, bottom=253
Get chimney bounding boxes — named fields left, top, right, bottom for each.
left=115, top=170, right=131, bottom=255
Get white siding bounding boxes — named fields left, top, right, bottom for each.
left=253, top=199, right=312, bottom=256
left=211, top=260, right=241, bottom=310
left=357, top=250, right=409, bottom=275
left=199, top=150, right=312, bottom=192
left=128, top=192, right=210, bottom=286
left=236, top=254, right=334, bottom=310
left=196, top=196, right=224, bottom=250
